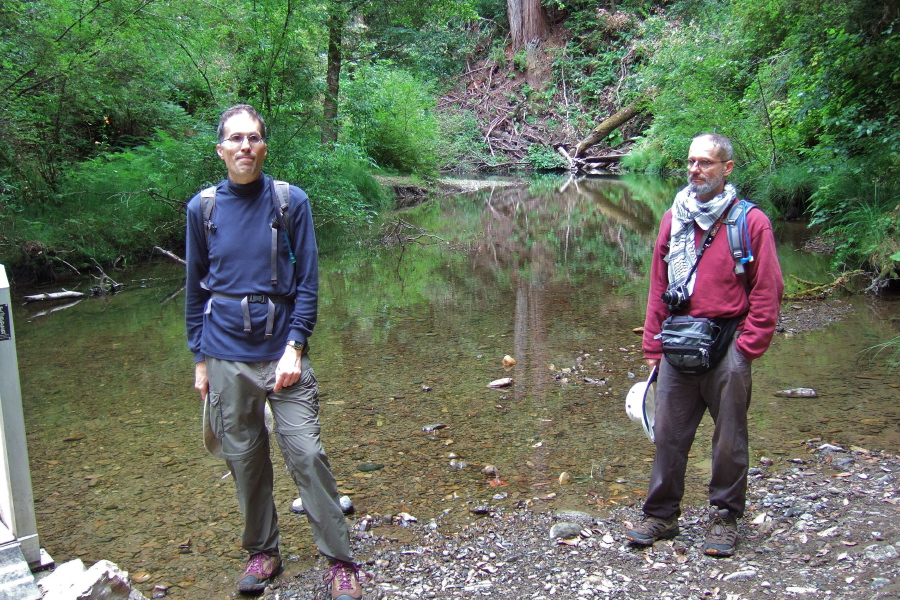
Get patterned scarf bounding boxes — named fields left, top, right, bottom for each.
left=666, top=182, right=738, bottom=296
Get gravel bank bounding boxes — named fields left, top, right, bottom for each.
left=272, top=440, right=899, bottom=599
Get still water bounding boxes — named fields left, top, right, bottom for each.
left=10, top=175, right=900, bottom=597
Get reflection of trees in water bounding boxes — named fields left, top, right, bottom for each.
left=468, top=178, right=661, bottom=485
left=471, top=178, right=658, bottom=278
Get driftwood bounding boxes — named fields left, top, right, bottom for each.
left=23, top=290, right=85, bottom=303
left=90, top=261, right=125, bottom=295
left=573, top=105, right=641, bottom=157
left=557, top=147, right=626, bottom=174
left=25, top=262, right=126, bottom=303
left=154, top=246, right=186, bottom=266
left=784, top=270, right=865, bottom=300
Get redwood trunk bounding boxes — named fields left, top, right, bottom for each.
left=507, top=0, right=548, bottom=50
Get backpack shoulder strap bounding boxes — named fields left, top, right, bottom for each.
left=200, top=185, right=217, bottom=249
left=272, top=180, right=296, bottom=265
left=725, top=199, right=758, bottom=275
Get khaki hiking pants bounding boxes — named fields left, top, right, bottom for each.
left=206, top=355, right=352, bottom=562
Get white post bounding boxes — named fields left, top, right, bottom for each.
left=0, top=265, right=42, bottom=567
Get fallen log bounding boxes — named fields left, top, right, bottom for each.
left=154, top=246, right=186, bottom=266
left=24, top=290, right=85, bottom=303
left=574, top=105, right=641, bottom=157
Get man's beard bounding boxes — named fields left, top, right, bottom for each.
left=688, top=172, right=724, bottom=196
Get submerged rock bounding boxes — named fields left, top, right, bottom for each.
left=773, top=388, right=818, bottom=397
left=357, top=461, right=385, bottom=472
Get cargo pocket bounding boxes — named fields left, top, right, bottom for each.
left=203, top=392, right=225, bottom=458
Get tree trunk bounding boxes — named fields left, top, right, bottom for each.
left=321, top=8, right=343, bottom=146
left=574, top=105, right=641, bottom=157
left=507, top=0, right=548, bottom=51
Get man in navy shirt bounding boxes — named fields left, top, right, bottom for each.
left=185, top=104, right=362, bottom=598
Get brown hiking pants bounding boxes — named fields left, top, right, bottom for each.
left=643, top=336, right=752, bottom=519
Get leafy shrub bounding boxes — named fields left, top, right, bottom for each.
left=526, top=144, right=567, bottom=170
left=436, top=109, right=492, bottom=171
left=341, top=64, right=441, bottom=175
left=808, top=157, right=900, bottom=277
left=751, top=164, right=820, bottom=220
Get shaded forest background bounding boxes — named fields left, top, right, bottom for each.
left=0, top=0, right=898, bottom=286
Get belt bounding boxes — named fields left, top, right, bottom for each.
left=208, top=292, right=294, bottom=338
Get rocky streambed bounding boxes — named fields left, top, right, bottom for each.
left=268, top=439, right=899, bottom=600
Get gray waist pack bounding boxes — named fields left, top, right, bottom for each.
left=656, top=315, right=741, bottom=375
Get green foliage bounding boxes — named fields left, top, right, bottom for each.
left=268, top=134, right=387, bottom=232
left=526, top=144, right=567, bottom=170
left=435, top=110, right=493, bottom=171
left=8, top=126, right=220, bottom=267
left=341, top=64, right=441, bottom=175
left=807, top=157, right=900, bottom=275
left=617, top=0, right=900, bottom=280
left=513, top=50, right=528, bottom=72
left=751, top=163, right=821, bottom=220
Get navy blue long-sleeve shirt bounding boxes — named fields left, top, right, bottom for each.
left=185, top=175, right=319, bottom=363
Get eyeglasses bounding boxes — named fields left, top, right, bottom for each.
left=222, top=133, right=264, bottom=146
left=687, top=159, right=727, bottom=170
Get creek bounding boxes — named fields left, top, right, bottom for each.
left=10, top=175, right=900, bottom=597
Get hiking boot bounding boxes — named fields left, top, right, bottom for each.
left=237, top=550, right=283, bottom=594
left=703, top=507, right=738, bottom=556
left=324, top=560, right=363, bottom=600
left=624, top=514, right=679, bottom=545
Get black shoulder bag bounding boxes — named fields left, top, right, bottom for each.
left=656, top=209, right=744, bottom=375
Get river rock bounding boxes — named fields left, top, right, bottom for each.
left=549, top=521, right=583, bottom=540
left=39, top=559, right=149, bottom=600
left=864, top=544, right=899, bottom=561
left=487, top=377, right=513, bottom=388
left=357, top=461, right=385, bottom=472
left=773, top=388, right=818, bottom=398
left=553, top=509, right=594, bottom=522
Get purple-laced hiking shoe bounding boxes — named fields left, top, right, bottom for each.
left=324, top=560, right=363, bottom=600
left=237, top=550, right=283, bottom=593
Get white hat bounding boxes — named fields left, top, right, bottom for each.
left=625, top=366, right=657, bottom=443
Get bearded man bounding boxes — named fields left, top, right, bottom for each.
left=625, top=133, right=784, bottom=556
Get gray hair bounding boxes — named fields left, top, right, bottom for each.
left=694, top=133, right=733, bottom=161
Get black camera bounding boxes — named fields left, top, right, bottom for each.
left=662, top=285, right=691, bottom=312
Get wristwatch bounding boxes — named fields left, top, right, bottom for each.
left=286, top=340, right=304, bottom=352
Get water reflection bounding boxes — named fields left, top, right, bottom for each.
left=12, top=175, right=899, bottom=597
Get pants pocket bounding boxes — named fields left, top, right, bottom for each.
left=208, top=391, right=225, bottom=440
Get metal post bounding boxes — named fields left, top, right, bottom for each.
left=0, top=265, right=48, bottom=577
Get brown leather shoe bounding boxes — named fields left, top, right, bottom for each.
left=324, top=560, right=363, bottom=600
left=237, top=550, right=283, bottom=593
left=703, top=508, right=738, bottom=556
left=624, top=514, right=679, bottom=545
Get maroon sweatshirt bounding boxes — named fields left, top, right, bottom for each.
left=642, top=206, right=784, bottom=361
